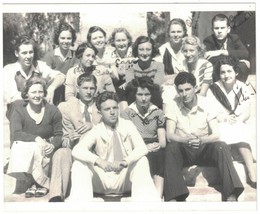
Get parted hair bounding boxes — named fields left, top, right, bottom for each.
left=21, top=77, right=48, bottom=99
left=87, top=26, right=106, bottom=44
left=181, top=35, right=205, bottom=58
left=167, top=18, right=188, bottom=37
left=211, top=13, right=230, bottom=27
left=75, top=42, right=98, bottom=59
left=54, top=22, right=77, bottom=46
left=132, top=36, right=159, bottom=58
left=77, top=73, right=97, bottom=88
left=96, top=91, right=119, bottom=111
left=108, top=27, right=133, bottom=48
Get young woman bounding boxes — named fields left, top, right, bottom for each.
left=108, top=27, right=135, bottom=111
left=65, top=42, right=115, bottom=101
left=43, top=22, right=78, bottom=104
left=122, top=77, right=166, bottom=198
left=125, top=35, right=165, bottom=86
left=7, top=77, right=63, bottom=198
left=207, top=56, right=256, bottom=188
left=181, top=35, right=213, bottom=96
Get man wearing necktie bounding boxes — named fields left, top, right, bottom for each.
left=48, top=73, right=100, bottom=202
left=69, top=91, right=160, bottom=202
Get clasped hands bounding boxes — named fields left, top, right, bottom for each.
left=147, top=142, right=161, bottom=152
left=95, top=158, right=128, bottom=174
left=35, top=136, right=55, bottom=156
left=187, top=135, right=201, bottom=149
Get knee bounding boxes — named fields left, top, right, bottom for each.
left=53, top=148, right=72, bottom=163
left=213, top=141, right=229, bottom=151
left=165, top=142, right=179, bottom=156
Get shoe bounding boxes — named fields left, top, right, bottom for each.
left=49, top=196, right=64, bottom=202
left=25, top=185, right=37, bottom=198
left=249, top=180, right=257, bottom=189
left=226, top=194, right=237, bottom=202
left=35, top=187, right=49, bottom=197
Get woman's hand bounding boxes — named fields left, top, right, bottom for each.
left=147, top=143, right=161, bottom=152
left=44, top=144, right=55, bottom=155
left=225, top=114, right=237, bottom=125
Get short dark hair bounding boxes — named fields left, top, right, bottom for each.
left=15, top=35, right=36, bottom=52
left=211, top=13, right=230, bottom=27
left=77, top=73, right=97, bottom=88
left=167, top=18, right=188, bottom=38
left=125, top=76, right=162, bottom=108
left=87, top=26, right=106, bottom=44
left=108, top=27, right=132, bottom=48
left=174, top=72, right=196, bottom=87
left=96, top=91, right=119, bottom=111
left=21, top=77, right=47, bottom=100
left=54, top=22, right=77, bottom=46
left=75, top=42, right=98, bottom=59
left=132, top=36, right=159, bottom=58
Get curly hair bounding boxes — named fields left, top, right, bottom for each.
left=181, top=35, right=205, bottom=58
left=174, top=72, right=197, bottom=87
left=108, top=27, right=132, bottom=48
left=87, top=26, right=106, bottom=44
left=53, top=22, right=77, bottom=46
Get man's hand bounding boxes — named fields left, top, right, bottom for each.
left=204, top=50, right=227, bottom=60
left=46, top=87, right=55, bottom=104
left=188, top=135, right=201, bottom=149
left=75, top=123, right=93, bottom=135
left=95, top=158, right=114, bottom=172
left=111, top=161, right=128, bottom=174
left=44, top=143, right=55, bottom=156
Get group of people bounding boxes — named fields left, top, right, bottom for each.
left=4, top=13, right=256, bottom=203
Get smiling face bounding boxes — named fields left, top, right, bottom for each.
left=27, top=83, right=45, bottom=106
left=100, top=99, right=119, bottom=128
left=90, top=30, right=106, bottom=51
left=81, top=48, right=96, bottom=67
left=169, top=23, right=185, bottom=45
left=77, top=80, right=96, bottom=103
left=182, top=44, right=199, bottom=64
left=114, top=32, right=129, bottom=54
left=137, top=41, right=152, bottom=62
left=212, top=20, right=230, bottom=40
left=15, top=44, right=34, bottom=70
left=219, top=64, right=237, bottom=85
left=135, top=87, right=151, bottom=109
left=58, top=30, right=73, bottom=52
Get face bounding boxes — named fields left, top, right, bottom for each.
left=219, top=64, right=237, bottom=85
left=114, top=32, right=129, bottom=53
left=100, top=99, right=119, bottom=127
left=169, top=24, right=185, bottom=45
left=137, top=42, right=152, bottom=62
left=81, top=48, right=96, bottom=67
left=135, top=87, right=151, bottom=109
left=77, top=81, right=96, bottom=103
left=15, top=44, right=34, bottom=69
left=213, top=20, right=230, bottom=40
left=27, top=83, right=45, bottom=106
left=182, top=44, right=199, bottom=64
left=90, top=31, right=106, bottom=50
left=58, top=30, right=73, bottom=51
left=177, top=82, right=196, bottom=105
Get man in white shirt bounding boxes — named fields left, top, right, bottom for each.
left=69, top=91, right=160, bottom=202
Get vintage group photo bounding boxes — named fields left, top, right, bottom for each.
left=2, top=2, right=257, bottom=212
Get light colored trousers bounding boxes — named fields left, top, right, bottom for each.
left=49, top=148, right=72, bottom=200
left=69, top=156, right=160, bottom=202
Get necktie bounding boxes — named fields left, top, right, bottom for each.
left=84, top=105, right=91, bottom=122
left=113, top=130, right=124, bottom=161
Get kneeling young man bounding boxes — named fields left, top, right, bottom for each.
left=69, top=91, right=160, bottom=202
left=164, top=72, right=244, bottom=202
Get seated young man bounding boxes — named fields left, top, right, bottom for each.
left=68, top=91, right=161, bottom=202
left=164, top=72, right=244, bottom=202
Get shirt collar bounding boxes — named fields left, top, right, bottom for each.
left=177, top=95, right=204, bottom=114
left=54, top=48, right=73, bottom=60
left=15, top=61, right=39, bottom=78
left=129, top=102, right=158, bottom=118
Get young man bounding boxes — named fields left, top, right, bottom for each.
left=49, top=73, right=101, bottom=202
left=164, top=72, right=244, bottom=202
left=3, top=35, right=65, bottom=105
left=69, top=91, right=160, bottom=202
left=203, top=13, right=250, bottom=82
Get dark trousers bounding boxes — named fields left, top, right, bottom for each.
left=164, top=141, right=244, bottom=201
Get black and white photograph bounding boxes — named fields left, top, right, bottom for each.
left=1, top=1, right=258, bottom=213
